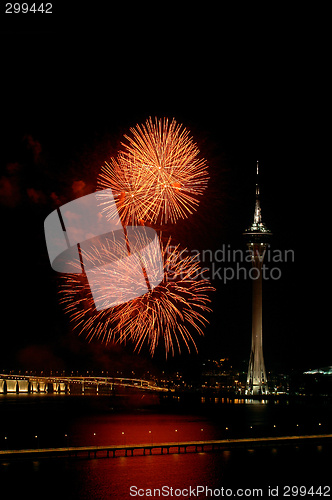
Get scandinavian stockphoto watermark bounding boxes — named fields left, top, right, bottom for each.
left=44, top=189, right=294, bottom=304
left=166, top=244, right=295, bottom=283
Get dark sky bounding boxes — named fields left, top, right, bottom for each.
left=1, top=15, right=329, bottom=376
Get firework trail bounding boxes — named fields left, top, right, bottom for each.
left=59, top=232, right=214, bottom=356
left=97, top=117, right=209, bottom=225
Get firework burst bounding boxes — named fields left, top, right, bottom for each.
left=97, top=117, right=209, bottom=225
left=58, top=233, right=214, bottom=356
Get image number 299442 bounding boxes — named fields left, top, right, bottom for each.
left=4, top=3, right=53, bottom=14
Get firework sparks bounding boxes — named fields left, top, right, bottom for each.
left=97, top=117, right=209, bottom=225
left=59, top=233, right=214, bottom=356
left=54, top=117, right=214, bottom=357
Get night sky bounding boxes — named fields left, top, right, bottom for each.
left=1, top=13, right=329, bottom=377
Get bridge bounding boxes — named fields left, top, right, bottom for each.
left=1, top=434, right=331, bottom=461
left=0, top=373, right=168, bottom=394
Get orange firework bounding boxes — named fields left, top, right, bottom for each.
left=97, top=117, right=209, bottom=225
left=58, top=234, right=214, bottom=356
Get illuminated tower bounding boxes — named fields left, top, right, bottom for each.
left=243, top=162, right=272, bottom=396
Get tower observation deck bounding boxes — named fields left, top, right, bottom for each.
left=243, top=162, right=272, bottom=396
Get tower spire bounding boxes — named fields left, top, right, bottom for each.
left=254, top=161, right=261, bottom=225
left=244, top=161, right=271, bottom=237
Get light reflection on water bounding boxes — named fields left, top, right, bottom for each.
left=0, top=395, right=331, bottom=499
left=69, top=413, right=219, bottom=447
left=0, top=393, right=331, bottom=449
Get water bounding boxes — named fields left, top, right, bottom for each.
left=0, top=394, right=331, bottom=499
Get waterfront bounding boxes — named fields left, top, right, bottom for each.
left=0, top=394, right=331, bottom=499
